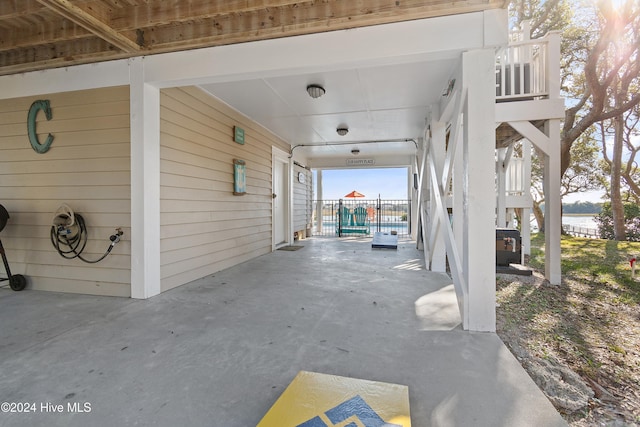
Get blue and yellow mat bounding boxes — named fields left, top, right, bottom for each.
left=257, top=371, right=410, bottom=427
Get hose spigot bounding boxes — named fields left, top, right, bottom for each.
left=109, top=228, right=124, bottom=245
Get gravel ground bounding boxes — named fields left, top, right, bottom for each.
left=496, top=270, right=640, bottom=426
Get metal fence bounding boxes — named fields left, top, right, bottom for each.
left=562, top=224, right=599, bottom=239
left=312, top=199, right=411, bottom=238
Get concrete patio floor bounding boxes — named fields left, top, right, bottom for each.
left=0, top=237, right=567, bottom=426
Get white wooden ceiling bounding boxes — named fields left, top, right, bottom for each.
left=199, top=35, right=458, bottom=161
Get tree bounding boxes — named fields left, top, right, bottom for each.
left=530, top=131, right=604, bottom=230
left=511, top=0, right=640, bottom=177
left=594, top=202, right=640, bottom=241
left=560, top=0, right=640, bottom=177
left=509, top=0, right=571, bottom=39
left=510, top=0, right=640, bottom=232
left=598, top=102, right=640, bottom=239
left=591, top=0, right=640, bottom=241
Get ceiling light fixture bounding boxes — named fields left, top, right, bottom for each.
left=306, top=84, right=325, bottom=99
left=336, top=127, right=349, bottom=136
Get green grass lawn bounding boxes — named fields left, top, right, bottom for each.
left=529, top=233, right=640, bottom=305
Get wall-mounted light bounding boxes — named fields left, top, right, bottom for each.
left=336, top=127, right=349, bottom=136
left=306, top=84, right=326, bottom=99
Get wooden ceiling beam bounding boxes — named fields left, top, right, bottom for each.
left=0, top=20, right=94, bottom=53
left=0, top=0, right=508, bottom=76
left=110, top=0, right=308, bottom=31
left=0, top=37, right=128, bottom=76
left=35, top=0, right=141, bottom=52
left=0, top=0, right=48, bottom=21
left=133, top=0, right=507, bottom=52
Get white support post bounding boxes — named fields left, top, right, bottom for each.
left=497, top=148, right=507, bottom=228
left=544, top=120, right=562, bottom=284
left=441, top=89, right=465, bottom=190
left=407, top=166, right=412, bottom=201
left=316, top=169, right=323, bottom=234
left=129, top=57, right=161, bottom=299
left=506, top=209, right=515, bottom=228
left=416, top=138, right=429, bottom=251
left=451, top=116, right=467, bottom=319
left=411, top=157, right=420, bottom=241
left=522, top=139, right=532, bottom=256
left=547, top=32, right=562, bottom=101
left=521, top=208, right=531, bottom=263
left=453, top=120, right=464, bottom=247
left=428, top=153, right=468, bottom=323
left=407, top=166, right=413, bottom=223
left=429, top=120, right=447, bottom=272
left=544, top=31, right=562, bottom=285
left=288, top=159, right=294, bottom=244
left=462, top=49, right=496, bottom=332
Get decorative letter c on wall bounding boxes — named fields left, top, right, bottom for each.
left=27, top=100, right=54, bottom=154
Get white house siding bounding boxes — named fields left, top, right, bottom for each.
left=0, top=87, right=132, bottom=297
left=293, top=164, right=312, bottom=238
left=159, top=87, right=290, bottom=292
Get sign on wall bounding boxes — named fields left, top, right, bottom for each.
left=234, top=126, right=245, bottom=144
left=27, top=100, right=54, bottom=154
left=233, top=159, right=246, bottom=195
left=346, top=158, right=375, bottom=166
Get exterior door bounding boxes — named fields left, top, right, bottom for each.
left=272, top=148, right=289, bottom=247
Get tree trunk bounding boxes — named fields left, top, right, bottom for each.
left=611, top=112, right=626, bottom=241
left=515, top=208, right=522, bottom=230
left=533, top=201, right=545, bottom=233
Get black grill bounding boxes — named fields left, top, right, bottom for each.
left=0, top=204, right=8, bottom=233
left=0, top=204, right=27, bottom=291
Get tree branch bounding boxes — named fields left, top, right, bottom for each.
left=600, top=122, right=612, bottom=165
left=622, top=172, right=640, bottom=197
left=598, top=93, right=640, bottom=122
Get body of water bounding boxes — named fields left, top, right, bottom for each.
left=561, top=214, right=598, bottom=229
left=530, top=214, right=598, bottom=232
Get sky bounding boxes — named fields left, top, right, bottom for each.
left=314, top=167, right=610, bottom=204
left=315, top=168, right=409, bottom=200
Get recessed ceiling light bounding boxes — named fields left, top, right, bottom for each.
left=306, top=84, right=325, bottom=99
left=336, top=127, right=348, bottom=136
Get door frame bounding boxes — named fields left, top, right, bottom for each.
left=272, top=146, right=292, bottom=249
